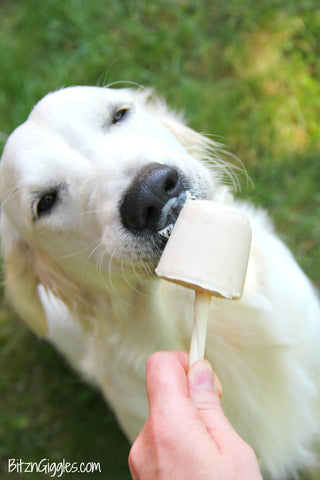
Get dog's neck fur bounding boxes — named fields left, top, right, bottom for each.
left=35, top=246, right=182, bottom=351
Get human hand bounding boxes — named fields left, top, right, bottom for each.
left=129, top=351, right=263, bottom=480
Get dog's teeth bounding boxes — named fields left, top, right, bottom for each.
left=158, top=224, right=173, bottom=239
left=185, top=190, right=196, bottom=201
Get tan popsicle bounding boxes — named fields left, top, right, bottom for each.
left=155, top=200, right=252, bottom=368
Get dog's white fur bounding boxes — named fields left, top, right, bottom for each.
left=1, top=86, right=319, bottom=479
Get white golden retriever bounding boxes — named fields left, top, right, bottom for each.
left=0, top=86, right=319, bottom=479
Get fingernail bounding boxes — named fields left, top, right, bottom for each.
left=213, top=372, right=223, bottom=398
left=189, top=360, right=216, bottom=391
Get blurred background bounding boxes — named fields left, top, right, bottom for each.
left=0, top=1, right=319, bottom=478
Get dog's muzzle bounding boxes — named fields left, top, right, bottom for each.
left=120, top=162, right=189, bottom=236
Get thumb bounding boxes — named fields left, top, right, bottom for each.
left=188, top=360, right=235, bottom=445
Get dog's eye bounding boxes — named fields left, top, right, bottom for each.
left=36, top=191, right=58, bottom=217
left=111, top=107, right=130, bottom=125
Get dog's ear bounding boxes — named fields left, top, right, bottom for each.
left=140, top=90, right=243, bottom=196
left=1, top=214, right=48, bottom=337
left=138, top=88, right=220, bottom=160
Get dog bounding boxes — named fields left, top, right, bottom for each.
left=0, top=86, right=319, bottom=479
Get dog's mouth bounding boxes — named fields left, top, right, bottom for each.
left=156, top=190, right=193, bottom=240
left=117, top=195, right=187, bottom=271
left=119, top=189, right=198, bottom=270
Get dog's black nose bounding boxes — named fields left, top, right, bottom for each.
left=120, top=162, right=188, bottom=233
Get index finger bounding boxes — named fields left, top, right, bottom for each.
left=145, top=351, right=189, bottom=414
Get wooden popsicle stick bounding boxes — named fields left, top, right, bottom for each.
left=188, top=291, right=212, bottom=369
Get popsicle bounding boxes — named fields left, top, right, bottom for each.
left=155, top=200, right=252, bottom=368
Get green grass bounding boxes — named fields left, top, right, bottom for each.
left=0, top=1, right=319, bottom=478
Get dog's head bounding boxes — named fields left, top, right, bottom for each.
left=0, top=86, right=231, bottom=334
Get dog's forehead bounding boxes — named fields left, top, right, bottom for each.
left=0, top=85, right=187, bottom=200
left=3, top=86, right=156, bottom=162
left=41, top=85, right=133, bottom=106
left=0, top=87, right=136, bottom=178
left=11, top=86, right=139, bottom=145
left=30, top=86, right=135, bottom=122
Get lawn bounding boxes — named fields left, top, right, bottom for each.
left=0, top=1, right=319, bottom=478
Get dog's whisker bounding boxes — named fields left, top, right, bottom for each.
left=144, top=264, right=155, bottom=281
left=1, top=186, right=23, bottom=207
left=128, top=258, right=142, bottom=282
left=95, top=248, right=120, bottom=301
left=200, top=138, right=253, bottom=193
left=140, top=257, right=156, bottom=281
left=129, top=257, right=149, bottom=287
left=128, top=248, right=144, bottom=281
left=184, top=130, right=251, bottom=194
left=96, top=248, right=106, bottom=284
left=81, top=240, right=104, bottom=278
left=120, top=259, right=147, bottom=298
left=76, top=208, right=105, bottom=217
left=97, top=249, right=109, bottom=285
left=104, top=80, right=144, bottom=90
left=55, top=240, right=99, bottom=261
left=122, top=251, right=150, bottom=296
left=105, top=251, right=135, bottom=308
left=129, top=252, right=151, bottom=282
left=96, top=61, right=119, bottom=88
left=106, top=247, right=124, bottom=300
left=99, top=251, right=115, bottom=295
